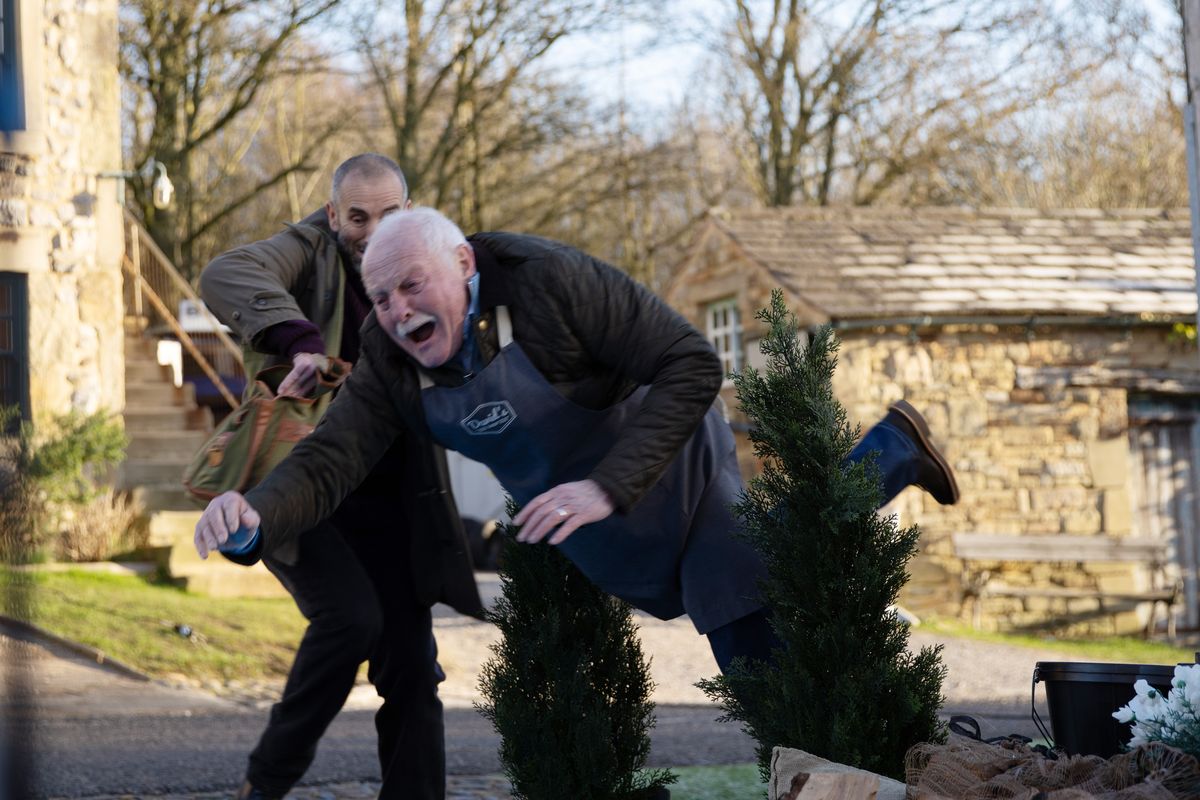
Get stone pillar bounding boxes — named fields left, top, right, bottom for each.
left=0, top=0, right=124, bottom=424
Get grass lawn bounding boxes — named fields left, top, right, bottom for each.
left=670, top=763, right=764, bottom=798
left=921, top=616, right=1196, bottom=665
left=1, top=566, right=306, bottom=681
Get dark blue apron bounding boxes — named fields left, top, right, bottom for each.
left=419, top=307, right=765, bottom=633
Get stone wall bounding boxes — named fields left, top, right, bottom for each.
left=0, top=0, right=124, bottom=423
left=831, top=326, right=1184, bottom=633
left=665, top=228, right=1200, bottom=634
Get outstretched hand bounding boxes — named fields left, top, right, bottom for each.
left=194, top=491, right=261, bottom=559
left=512, top=479, right=614, bottom=546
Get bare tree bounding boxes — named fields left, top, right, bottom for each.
left=184, top=65, right=368, bottom=266
left=121, top=0, right=344, bottom=276
left=504, top=109, right=749, bottom=287
left=350, top=0, right=650, bottom=231
left=716, top=0, right=1149, bottom=207
left=906, top=86, right=1188, bottom=209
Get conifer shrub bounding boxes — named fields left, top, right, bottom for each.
left=697, top=291, right=946, bottom=781
left=477, top=508, right=675, bottom=800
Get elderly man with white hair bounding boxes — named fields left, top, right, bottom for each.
left=196, top=206, right=958, bottom=730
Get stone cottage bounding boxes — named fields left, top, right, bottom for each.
left=0, top=0, right=124, bottom=428
left=664, top=206, right=1200, bottom=634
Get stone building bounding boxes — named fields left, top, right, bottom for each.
left=664, top=206, right=1200, bottom=633
left=0, top=0, right=124, bottom=427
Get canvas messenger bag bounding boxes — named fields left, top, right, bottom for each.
left=182, top=357, right=351, bottom=503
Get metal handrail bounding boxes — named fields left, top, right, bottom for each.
left=121, top=210, right=245, bottom=408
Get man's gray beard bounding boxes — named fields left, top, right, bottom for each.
left=335, top=234, right=362, bottom=273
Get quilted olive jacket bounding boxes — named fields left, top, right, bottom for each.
left=245, top=231, right=724, bottom=561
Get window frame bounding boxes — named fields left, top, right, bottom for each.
left=0, top=0, right=25, bottom=132
left=704, top=297, right=742, bottom=380
left=0, top=272, right=30, bottom=430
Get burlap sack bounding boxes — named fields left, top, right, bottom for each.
left=770, top=746, right=907, bottom=800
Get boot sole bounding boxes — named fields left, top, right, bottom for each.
left=889, top=400, right=960, bottom=505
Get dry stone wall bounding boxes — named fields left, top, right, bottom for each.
left=0, top=0, right=124, bottom=422
left=831, top=325, right=1190, bottom=633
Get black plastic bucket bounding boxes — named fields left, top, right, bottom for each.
left=1033, top=661, right=1175, bottom=757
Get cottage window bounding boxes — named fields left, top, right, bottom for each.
left=0, top=273, right=28, bottom=431
left=705, top=298, right=741, bottom=378
left=0, top=0, right=24, bottom=131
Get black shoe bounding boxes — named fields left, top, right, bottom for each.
left=234, top=781, right=282, bottom=800
left=884, top=400, right=960, bottom=505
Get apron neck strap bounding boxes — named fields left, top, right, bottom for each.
left=496, top=306, right=513, bottom=348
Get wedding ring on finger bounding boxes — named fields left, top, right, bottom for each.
left=555, top=507, right=569, bottom=520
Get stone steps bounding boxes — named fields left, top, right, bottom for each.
left=126, top=359, right=172, bottom=383
left=130, top=484, right=201, bottom=513
left=119, top=457, right=190, bottom=489
left=165, top=527, right=286, bottom=598
left=147, top=510, right=203, bottom=548
left=126, top=429, right=208, bottom=459
left=124, top=406, right=212, bottom=433
left=126, top=380, right=192, bottom=407
left=123, top=327, right=279, bottom=599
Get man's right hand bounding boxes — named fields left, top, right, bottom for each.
left=194, top=491, right=261, bottom=559
left=277, top=352, right=330, bottom=398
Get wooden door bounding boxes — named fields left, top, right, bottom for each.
left=1128, top=395, right=1200, bottom=630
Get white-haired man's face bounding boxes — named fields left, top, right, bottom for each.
left=362, top=235, right=475, bottom=368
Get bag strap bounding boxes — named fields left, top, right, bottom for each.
left=322, top=255, right=347, bottom=362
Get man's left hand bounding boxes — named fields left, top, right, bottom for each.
left=513, top=479, right=614, bottom=545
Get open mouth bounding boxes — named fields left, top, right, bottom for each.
left=409, top=320, right=436, bottom=344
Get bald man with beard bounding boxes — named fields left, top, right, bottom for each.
left=198, top=162, right=481, bottom=800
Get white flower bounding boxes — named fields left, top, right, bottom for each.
left=1132, top=680, right=1167, bottom=721
left=1175, top=665, right=1200, bottom=696
left=1130, top=724, right=1149, bottom=748
left=1115, top=674, right=1200, bottom=756
left=1186, top=682, right=1200, bottom=711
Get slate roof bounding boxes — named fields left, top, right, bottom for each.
left=705, top=206, right=1198, bottom=321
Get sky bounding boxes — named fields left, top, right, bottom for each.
left=539, top=0, right=727, bottom=116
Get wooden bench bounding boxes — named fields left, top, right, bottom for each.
left=951, top=534, right=1181, bottom=637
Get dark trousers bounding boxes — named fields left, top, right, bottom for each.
left=247, top=493, right=445, bottom=800
left=706, top=414, right=917, bottom=672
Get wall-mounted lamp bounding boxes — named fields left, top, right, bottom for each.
left=98, top=158, right=175, bottom=210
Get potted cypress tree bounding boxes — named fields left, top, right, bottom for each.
left=698, top=291, right=947, bottom=781
left=478, top=507, right=675, bottom=800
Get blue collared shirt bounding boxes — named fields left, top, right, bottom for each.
left=446, top=272, right=482, bottom=377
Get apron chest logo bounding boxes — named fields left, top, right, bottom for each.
left=461, top=401, right=517, bottom=435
